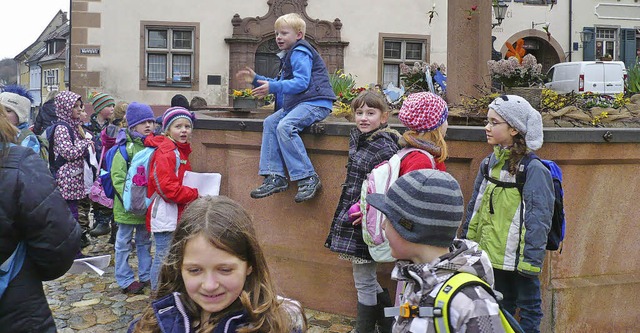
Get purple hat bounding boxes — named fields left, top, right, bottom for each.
left=126, top=102, right=155, bottom=129
left=162, top=107, right=195, bottom=132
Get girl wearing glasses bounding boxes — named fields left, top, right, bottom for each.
left=462, top=95, right=554, bottom=333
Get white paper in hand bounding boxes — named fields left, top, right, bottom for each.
left=182, top=171, right=221, bottom=196
left=67, top=255, right=111, bottom=276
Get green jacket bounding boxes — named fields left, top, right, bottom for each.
left=111, top=132, right=147, bottom=225
left=462, top=146, right=554, bottom=276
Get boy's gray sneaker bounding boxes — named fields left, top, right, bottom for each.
left=250, top=174, right=289, bottom=199
left=294, top=175, right=322, bottom=203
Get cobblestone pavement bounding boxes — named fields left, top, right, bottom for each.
left=44, top=233, right=355, bottom=333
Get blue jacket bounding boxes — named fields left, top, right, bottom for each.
left=253, top=39, right=335, bottom=112
left=128, top=292, right=305, bottom=333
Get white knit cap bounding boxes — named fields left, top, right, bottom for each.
left=488, top=95, right=543, bottom=150
left=0, top=92, right=31, bottom=124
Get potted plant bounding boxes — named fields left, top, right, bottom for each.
left=600, top=53, right=613, bottom=61
left=232, top=88, right=259, bottom=110
left=487, top=54, right=546, bottom=108
left=329, top=69, right=366, bottom=121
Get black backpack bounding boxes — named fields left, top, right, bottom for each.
left=482, top=152, right=566, bottom=252
left=45, top=121, right=76, bottom=178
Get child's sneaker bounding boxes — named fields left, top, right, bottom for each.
left=294, top=175, right=321, bottom=203
left=250, top=174, right=289, bottom=199
left=122, top=281, right=145, bottom=294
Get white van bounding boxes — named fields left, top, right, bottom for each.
left=544, top=61, right=627, bottom=95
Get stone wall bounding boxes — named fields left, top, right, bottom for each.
left=190, top=115, right=640, bottom=332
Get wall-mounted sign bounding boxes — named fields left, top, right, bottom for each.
left=80, top=48, right=100, bottom=55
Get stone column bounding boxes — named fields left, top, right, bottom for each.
left=447, top=0, right=493, bottom=105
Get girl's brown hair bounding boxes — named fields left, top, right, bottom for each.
left=398, top=129, right=448, bottom=163
left=507, top=132, right=527, bottom=175
left=133, top=196, right=305, bottom=333
left=113, top=102, right=128, bottom=128
left=350, top=90, right=389, bottom=114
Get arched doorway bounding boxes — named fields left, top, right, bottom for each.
left=502, top=29, right=565, bottom=72
left=225, top=0, right=349, bottom=93
left=520, top=37, right=560, bottom=73
left=255, top=38, right=281, bottom=78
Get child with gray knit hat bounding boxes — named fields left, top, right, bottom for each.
left=367, top=169, right=507, bottom=333
left=461, top=94, right=554, bottom=333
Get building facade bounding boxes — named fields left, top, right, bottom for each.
left=70, top=0, right=448, bottom=106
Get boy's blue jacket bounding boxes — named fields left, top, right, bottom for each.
left=253, top=39, right=335, bottom=112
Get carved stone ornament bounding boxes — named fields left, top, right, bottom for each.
left=226, top=0, right=348, bottom=91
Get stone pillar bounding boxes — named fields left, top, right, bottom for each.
left=447, top=0, right=493, bottom=105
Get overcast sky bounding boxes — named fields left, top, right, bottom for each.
left=1, top=0, right=71, bottom=60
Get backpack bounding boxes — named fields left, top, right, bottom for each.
left=17, top=128, right=49, bottom=165
left=384, top=272, right=524, bottom=333
left=45, top=121, right=76, bottom=178
left=123, top=147, right=180, bottom=216
left=100, top=144, right=129, bottom=202
left=0, top=242, right=26, bottom=300
left=482, top=152, right=566, bottom=251
left=360, top=148, right=436, bottom=262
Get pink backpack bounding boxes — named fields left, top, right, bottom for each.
left=360, top=148, right=435, bottom=262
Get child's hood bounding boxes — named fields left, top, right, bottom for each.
left=54, top=91, right=82, bottom=126
left=392, top=238, right=495, bottom=289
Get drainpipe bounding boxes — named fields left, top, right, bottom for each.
left=568, top=0, right=573, bottom=62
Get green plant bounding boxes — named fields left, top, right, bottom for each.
left=329, top=69, right=357, bottom=101
left=626, top=58, right=640, bottom=93
left=232, top=89, right=254, bottom=99
left=540, top=89, right=578, bottom=111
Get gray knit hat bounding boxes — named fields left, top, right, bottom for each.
left=488, top=95, right=543, bottom=150
left=366, top=169, right=464, bottom=247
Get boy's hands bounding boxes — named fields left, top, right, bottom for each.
left=236, top=67, right=256, bottom=83
left=253, top=80, right=270, bottom=98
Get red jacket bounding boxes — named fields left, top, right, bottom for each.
left=144, top=134, right=198, bottom=231
left=399, top=150, right=446, bottom=175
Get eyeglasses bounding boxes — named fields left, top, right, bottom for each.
left=483, top=119, right=508, bottom=127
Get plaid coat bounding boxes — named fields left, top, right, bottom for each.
left=325, top=125, right=400, bottom=259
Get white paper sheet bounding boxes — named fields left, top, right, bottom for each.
left=182, top=171, right=222, bottom=196
left=67, top=255, right=111, bottom=276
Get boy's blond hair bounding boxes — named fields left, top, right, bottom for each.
left=274, top=13, right=306, bottom=36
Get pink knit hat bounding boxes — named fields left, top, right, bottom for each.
left=162, top=106, right=195, bottom=132
left=398, top=92, right=448, bottom=132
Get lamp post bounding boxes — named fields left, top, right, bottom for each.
left=492, top=0, right=508, bottom=29
left=579, top=30, right=593, bottom=46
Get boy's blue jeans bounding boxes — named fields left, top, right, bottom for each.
left=494, top=268, right=543, bottom=333
left=259, top=104, right=331, bottom=181
left=115, top=223, right=152, bottom=288
left=151, top=231, right=173, bottom=291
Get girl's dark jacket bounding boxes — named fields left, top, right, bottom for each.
left=325, top=125, right=400, bottom=260
left=0, top=145, right=81, bottom=333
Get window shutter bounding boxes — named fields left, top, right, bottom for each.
left=621, top=28, right=637, bottom=69
left=583, top=27, right=596, bottom=61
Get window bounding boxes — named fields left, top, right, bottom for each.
left=380, top=35, right=429, bottom=88
left=143, top=25, right=197, bottom=87
left=44, top=69, right=59, bottom=87
left=595, top=28, right=617, bottom=59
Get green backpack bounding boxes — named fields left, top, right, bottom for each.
left=17, top=128, right=49, bottom=166
left=385, top=272, right=524, bottom=333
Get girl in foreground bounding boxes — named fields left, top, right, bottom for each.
left=130, top=196, right=306, bottom=333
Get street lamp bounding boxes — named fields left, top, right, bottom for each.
left=492, top=0, right=509, bottom=29
left=579, top=30, right=593, bottom=45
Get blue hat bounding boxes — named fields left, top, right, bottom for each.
left=126, top=102, right=155, bottom=129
